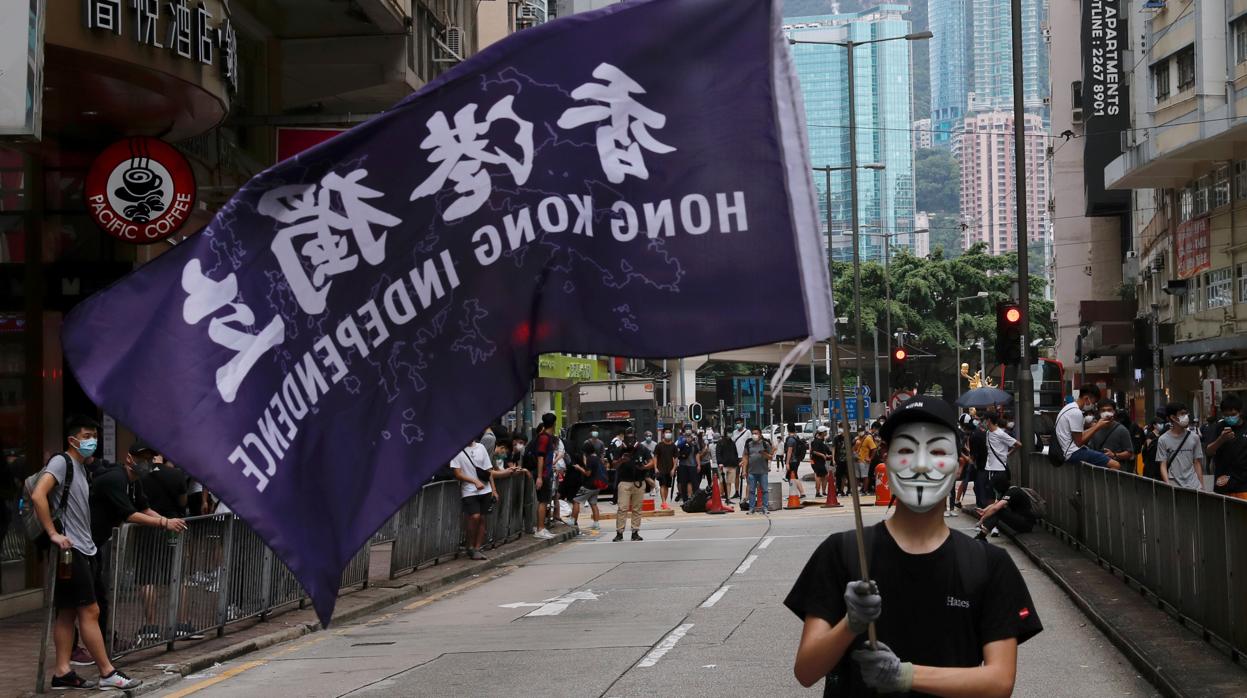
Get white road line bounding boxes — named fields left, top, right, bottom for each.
left=758, top=535, right=776, bottom=549
left=638, top=624, right=694, bottom=667
left=700, top=585, right=731, bottom=608
left=734, top=554, right=758, bottom=575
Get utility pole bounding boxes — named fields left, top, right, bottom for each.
left=1010, top=0, right=1035, bottom=463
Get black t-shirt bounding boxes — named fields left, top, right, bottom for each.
left=969, top=428, right=988, bottom=469
left=654, top=442, right=677, bottom=472
left=784, top=524, right=1042, bottom=697
left=142, top=466, right=189, bottom=518
left=615, top=444, right=652, bottom=483
left=1210, top=423, right=1247, bottom=494
left=833, top=434, right=847, bottom=465
left=89, top=466, right=148, bottom=547
left=811, top=437, right=832, bottom=463
left=1002, top=486, right=1035, bottom=518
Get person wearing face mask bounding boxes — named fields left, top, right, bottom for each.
left=1156, top=403, right=1205, bottom=490
left=641, top=431, right=657, bottom=454
left=85, top=441, right=188, bottom=657
left=653, top=430, right=678, bottom=509
left=1085, top=400, right=1134, bottom=469
left=786, top=396, right=1042, bottom=697
left=741, top=427, right=773, bottom=514
left=30, top=416, right=143, bottom=690
left=1053, top=385, right=1120, bottom=469
left=1205, top=395, right=1247, bottom=500
left=716, top=428, right=741, bottom=500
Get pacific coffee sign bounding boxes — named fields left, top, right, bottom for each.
left=85, top=137, right=196, bottom=244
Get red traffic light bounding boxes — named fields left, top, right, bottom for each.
left=1004, top=307, right=1022, bottom=324
left=893, top=348, right=907, bottom=361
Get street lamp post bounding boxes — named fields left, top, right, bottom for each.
left=793, top=30, right=930, bottom=431
left=955, top=292, right=989, bottom=397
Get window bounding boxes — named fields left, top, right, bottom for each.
left=1188, top=275, right=1203, bottom=314
left=1194, top=175, right=1211, bottom=215
left=1239, top=264, right=1247, bottom=303
left=1153, top=61, right=1171, bottom=101
left=1235, top=16, right=1247, bottom=64
left=1237, top=161, right=1247, bottom=200
left=1177, top=46, right=1196, bottom=92
left=1180, top=186, right=1194, bottom=220
left=1207, top=267, right=1233, bottom=308
left=1215, top=166, right=1231, bottom=208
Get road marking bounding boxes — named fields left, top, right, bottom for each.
left=403, top=567, right=512, bottom=611
left=700, top=585, right=731, bottom=608
left=501, top=590, right=601, bottom=616
left=734, top=554, right=758, bottom=575
left=638, top=623, right=694, bottom=667
left=758, top=535, right=776, bottom=549
left=161, top=661, right=266, bottom=698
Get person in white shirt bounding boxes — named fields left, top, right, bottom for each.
left=450, top=437, right=497, bottom=561
left=1053, top=385, right=1120, bottom=469
left=982, top=413, right=1020, bottom=522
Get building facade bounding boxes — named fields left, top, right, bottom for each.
left=1103, top=0, right=1247, bottom=420
left=0, top=0, right=483, bottom=612
left=956, top=110, right=1048, bottom=254
left=968, top=0, right=1048, bottom=116
left=928, top=0, right=970, bottom=148
left=913, top=118, right=933, bottom=149
left=786, top=6, right=917, bottom=263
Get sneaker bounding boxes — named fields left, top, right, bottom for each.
left=631, top=531, right=643, bottom=542
left=990, top=527, right=1000, bottom=538
left=98, top=669, right=141, bottom=690
left=70, top=646, right=95, bottom=666
left=612, top=532, right=624, bottom=542
left=943, top=510, right=957, bottom=518
left=661, top=503, right=671, bottom=510
left=175, top=622, right=206, bottom=640
left=534, top=529, right=554, bottom=540
left=590, top=522, right=600, bottom=531
left=51, top=671, right=95, bottom=690
left=470, top=548, right=488, bottom=561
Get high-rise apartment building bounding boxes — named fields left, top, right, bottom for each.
left=956, top=111, right=1048, bottom=254
left=968, top=0, right=1048, bottom=114
left=913, top=118, right=933, bottom=150
left=786, top=6, right=917, bottom=263
left=928, top=0, right=971, bottom=148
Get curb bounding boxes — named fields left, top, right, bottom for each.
left=102, top=528, right=577, bottom=697
left=961, top=511, right=1184, bottom=697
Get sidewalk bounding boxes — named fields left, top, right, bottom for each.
left=3, top=524, right=577, bottom=698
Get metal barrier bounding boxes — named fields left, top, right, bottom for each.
left=389, top=474, right=532, bottom=579
left=105, top=514, right=369, bottom=658
left=1022, top=453, right=1247, bottom=659
left=1, top=501, right=22, bottom=562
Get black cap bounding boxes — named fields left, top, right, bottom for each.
left=880, top=395, right=960, bottom=442
left=128, top=439, right=158, bottom=456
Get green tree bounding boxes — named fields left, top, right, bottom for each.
left=926, top=212, right=963, bottom=258
left=915, top=148, right=960, bottom=213
left=830, top=243, right=1053, bottom=398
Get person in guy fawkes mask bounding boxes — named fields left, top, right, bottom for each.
left=786, top=396, right=1042, bottom=697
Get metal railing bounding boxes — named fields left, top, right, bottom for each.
left=2, top=500, right=21, bottom=562
left=104, top=514, right=369, bottom=658
left=1021, top=454, right=1247, bottom=659
left=389, top=474, right=531, bottom=579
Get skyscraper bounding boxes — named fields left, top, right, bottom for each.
left=968, top=0, right=1048, bottom=115
left=928, top=0, right=970, bottom=148
left=786, top=6, right=916, bottom=263
left=956, top=110, right=1048, bottom=254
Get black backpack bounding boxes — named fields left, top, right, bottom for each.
left=823, top=524, right=990, bottom=697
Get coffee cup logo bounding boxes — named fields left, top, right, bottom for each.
left=85, top=138, right=196, bottom=244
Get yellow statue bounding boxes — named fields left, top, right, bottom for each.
left=960, top=362, right=996, bottom=389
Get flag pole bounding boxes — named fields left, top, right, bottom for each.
left=827, top=329, right=878, bottom=650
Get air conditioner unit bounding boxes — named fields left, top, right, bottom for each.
left=445, top=26, right=463, bottom=57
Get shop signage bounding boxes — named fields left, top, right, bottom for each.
left=1175, top=216, right=1211, bottom=279
left=1081, top=0, right=1131, bottom=216
left=81, top=0, right=238, bottom=93
left=276, top=128, right=348, bottom=163
left=0, top=0, right=46, bottom=139
left=605, top=411, right=632, bottom=420
left=85, top=137, right=196, bottom=244
left=537, top=354, right=600, bottom=380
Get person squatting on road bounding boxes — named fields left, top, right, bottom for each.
left=611, top=428, right=654, bottom=542
left=786, top=396, right=1042, bottom=697
left=741, top=427, right=773, bottom=515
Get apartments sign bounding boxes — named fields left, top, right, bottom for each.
left=1082, top=0, right=1131, bottom=216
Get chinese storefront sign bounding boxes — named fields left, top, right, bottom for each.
left=1176, top=216, right=1211, bottom=280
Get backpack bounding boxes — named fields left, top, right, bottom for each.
left=1017, top=487, right=1046, bottom=519
left=19, top=453, right=73, bottom=546
left=824, top=524, right=990, bottom=697
left=791, top=436, right=809, bottom=463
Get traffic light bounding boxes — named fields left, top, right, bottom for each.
left=995, top=301, right=1023, bottom=365
left=890, top=346, right=908, bottom=374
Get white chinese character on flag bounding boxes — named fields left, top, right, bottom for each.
left=181, top=260, right=286, bottom=403
left=558, top=63, right=675, bottom=184
left=260, top=169, right=401, bottom=315
left=410, top=95, right=534, bottom=221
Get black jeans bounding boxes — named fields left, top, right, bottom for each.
left=986, top=506, right=1035, bottom=534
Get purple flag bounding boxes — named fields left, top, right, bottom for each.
left=62, top=0, right=832, bottom=624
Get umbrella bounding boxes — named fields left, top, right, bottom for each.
left=956, top=386, right=1013, bottom=409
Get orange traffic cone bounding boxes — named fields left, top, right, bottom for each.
left=785, top=481, right=803, bottom=509
left=874, top=462, right=891, bottom=506
left=706, top=470, right=734, bottom=514
left=823, top=473, right=844, bottom=508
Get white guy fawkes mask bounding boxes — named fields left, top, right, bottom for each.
left=886, top=421, right=960, bottom=513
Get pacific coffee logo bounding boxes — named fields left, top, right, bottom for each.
left=85, top=138, right=197, bottom=244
